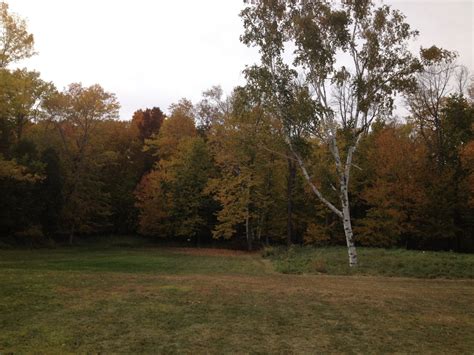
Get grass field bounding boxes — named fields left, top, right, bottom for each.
left=1, top=246, right=474, bottom=353
left=265, top=246, right=474, bottom=278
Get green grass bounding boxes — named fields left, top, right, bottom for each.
left=0, top=248, right=264, bottom=275
left=265, top=246, right=474, bottom=279
left=1, top=247, right=474, bottom=353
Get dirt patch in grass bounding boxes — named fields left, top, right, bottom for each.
left=54, top=271, right=474, bottom=304
left=165, top=247, right=257, bottom=257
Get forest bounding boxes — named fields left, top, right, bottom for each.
left=1, top=0, right=473, bottom=263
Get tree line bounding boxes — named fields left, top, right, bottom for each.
left=1, top=1, right=473, bottom=262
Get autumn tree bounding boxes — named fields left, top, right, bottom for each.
left=136, top=100, right=198, bottom=237
left=407, top=46, right=467, bottom=168
left=168, top=137, right=215, bottom=241
left=405, top=47, right=474, bottom=250
left=241, top=0, right=420, bottom=266
left=145, top=99, right=197, bottom=160
left=136, top=100, right=217, bottom=242
left=92, top=119, right=145, bottom=233
left=421, top=95, right=473, bottom=250
left=39, top=147, right=63, bottom=237
left=0, top=69, right=53, bottom=151
left=206, top=88, right=287, bottom=250
left=0, top=140, right=44, bottom=244
left=195, top=86, right=231, bottom=133
left=43, top=83, right=120, bottom=243
left=354, top=121, right=427, bottom=248
left=0, top=2, right=53, bottom=244
left=131, top=107, right=165, bottom=142
left=0, top=1, right=35, bottom=68
left=135, top=165, right=172, bottom=237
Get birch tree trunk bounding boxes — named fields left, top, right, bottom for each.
left=339, top=141, right=359, bottom=267
left=290, top=140, right=359, bottom=267
left=341, top=186, right=358, bottom=267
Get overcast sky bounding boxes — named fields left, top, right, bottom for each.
left=8, top=0, right=474, bottom=119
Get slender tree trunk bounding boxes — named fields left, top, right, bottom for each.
left=339, top=144, right=358, bottom=267
left=245, top=212, right=253, bottom=251
left=69, top=225, right=75, bottom=246
left=290, top=140, right=359, bottom=267
left=341, top=200, right=357, bottom=267
left=257, top=224, right=262, bottom=247
left=286, top=157, right=296, bottom=247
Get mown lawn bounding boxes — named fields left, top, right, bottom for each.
left=1, top=247, right=473, bottom=353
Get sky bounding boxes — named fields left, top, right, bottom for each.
left=7, top=0, right=474, bottom=120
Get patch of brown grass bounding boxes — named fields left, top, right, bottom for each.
left=164, top=247, right=257, bottom=257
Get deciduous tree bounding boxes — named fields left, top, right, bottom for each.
left=241, top=0, right=420, bottom=266
left=43, top=83, right=120, bottom=243
left=0, top=1, right=35, bottom=68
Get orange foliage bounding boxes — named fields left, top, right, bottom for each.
left=131, top=107, right=164, bottom=141
left=356, top=125, right=427, bottom=247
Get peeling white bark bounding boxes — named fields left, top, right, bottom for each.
left=341, top=186, right=358, bottom=267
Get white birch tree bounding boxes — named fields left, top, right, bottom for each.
left=241, top=0, right=420, bottom=266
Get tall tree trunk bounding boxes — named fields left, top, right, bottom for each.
left=286, top=157, right=296, bottom=247
left=290, top=140, right=359, bottom=267
left=341, top=198, right=357, bottom=267
left=339, top=144, right=358, bottom=268
left=245, top=211, right=253, bottom=251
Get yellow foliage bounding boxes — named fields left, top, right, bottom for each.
left=304, top=222, right=330, bottom=246
left=0, top=155, right=42, bottom=182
